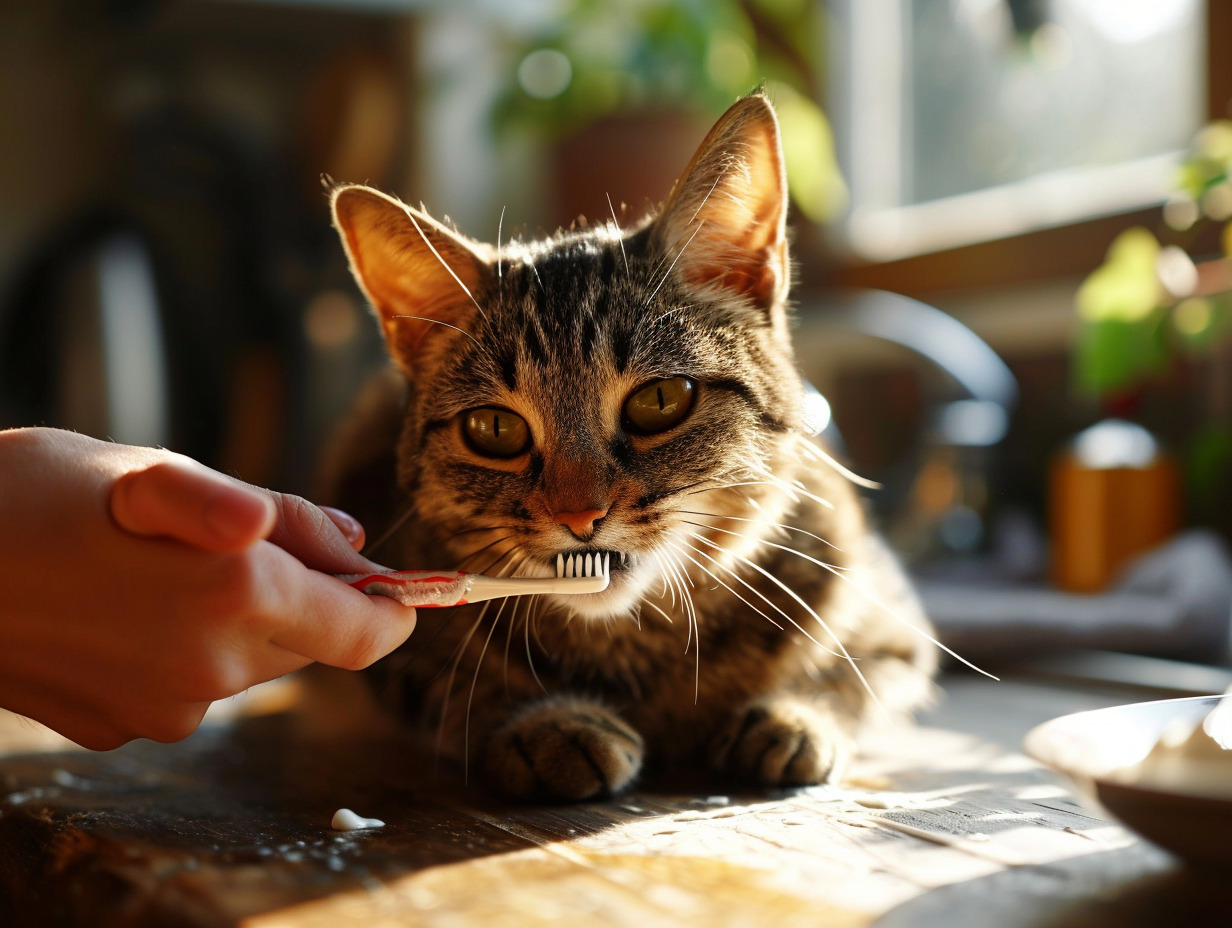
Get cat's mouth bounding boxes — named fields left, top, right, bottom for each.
left=547, top=549, right=643, bottom=619
left=554, top=549, right=635, bottom=577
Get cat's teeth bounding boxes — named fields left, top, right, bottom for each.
left=554, top=551, right=616, bottom=579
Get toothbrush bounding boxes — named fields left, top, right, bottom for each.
left=341, top=552, right=611, bottom=608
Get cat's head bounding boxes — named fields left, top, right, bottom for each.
left=331, top=93, right=809, bottom=620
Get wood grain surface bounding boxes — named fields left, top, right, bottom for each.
left=0, top=670, right=1224, bottom=927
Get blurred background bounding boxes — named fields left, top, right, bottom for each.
left=4, top=0, right=1232, bottom=663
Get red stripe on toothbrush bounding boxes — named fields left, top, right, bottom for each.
left=347, top=571, right=464, bottom=592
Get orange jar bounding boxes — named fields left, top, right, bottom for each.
left=1049, top=420, right=1181, bottom=593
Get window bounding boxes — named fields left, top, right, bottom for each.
left=827, top=0, right=1206, bottom=263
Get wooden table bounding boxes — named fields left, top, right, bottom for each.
left=1, top=656, right=1229, bottom=927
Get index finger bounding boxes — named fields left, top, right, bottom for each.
left=264, top=492, right=389, bottom=576
left=110, top=458, right=276, bottom=554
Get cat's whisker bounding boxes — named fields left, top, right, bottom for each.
left=682, top=478, right=777, bottom=498
left=658, top=543, right=703, bottom=701
left=649, top=546, right=698, bottom=692
left=660, top=548, right=696, bottom=638
left=464, top=595, right=511, bottom=781
left=688, top=530, right=877, bottom=701
left=458, top=547, right=539, bottom=769
left=456, top=551, right=512, bottom=580
left=688, top=170, right=726, bottom=226
left=524, top=598, right=549, bottom=694
left=465, top=543, right=524, bottom=578
left=442, top=524, right=522, bottom=542
left=649, top=549, right=676, bottom=607
left=794, top=435, right=881, bottom=490
left=652, top=465, right=771, bottom=502
left=643, top=170, right=723, bottom=308
left=502, top=598, right=519, bottom=698
left=645, top=218, right=706, bottom=307
left=697, top=523, right=997, bottom=681
left=436, top=600, right=495, bottom=773
left=642, top=597, right=674, bottom=626
left=403, top=209, right=490, bottom=326
left=655, top=475, right=729, bottom=500
left=677, top=534, right=844, bottom=659
left=439, top=546, right=533, bottom=775
left=665, top=538, right=784, bottom=633
left=677, top=510, right=843, bottom=552
left=496, top=205, right=505, bottom=279
left=391, top=313, right=483, bottom=350
left=364, top=501, right=418, bottom=557
left=672, top=538, right=840, bottom=701
left=453, top=530, right=518, bottom=556
left=746, top=461, right=836, bottom=511
left=605, top=193, right=630, bottom=278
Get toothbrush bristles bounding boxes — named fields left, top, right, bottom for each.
left=554, top=552, right=614, bottom=579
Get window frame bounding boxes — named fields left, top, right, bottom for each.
left=808, top=1, right=1231, bottom=300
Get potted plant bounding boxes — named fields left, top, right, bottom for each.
left=1073, top=119, right=1232, bottom=524
left=489, top=0, right=846, bottom=227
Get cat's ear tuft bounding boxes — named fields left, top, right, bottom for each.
left=654, top=93, right=789, bottom=313
left=331, top=184, right=491, bottom=368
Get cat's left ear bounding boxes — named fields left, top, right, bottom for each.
left=654, top=93, right=789, bottom=314
left=331, top=184, right=492, bottom=370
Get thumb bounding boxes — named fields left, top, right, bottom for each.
left=110, top=458, right=277, bottom=554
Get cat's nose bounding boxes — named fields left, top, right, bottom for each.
left=553, top=507, right=609, bottom=540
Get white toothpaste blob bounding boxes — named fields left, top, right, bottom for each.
left=331, top=808, right=385, bottom=831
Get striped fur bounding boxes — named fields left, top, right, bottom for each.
left=324, top=94, right=936, bottom=801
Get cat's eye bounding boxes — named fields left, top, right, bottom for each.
left=623, top=377, right=697, bottom=434
left=464, top=407, right=531, bottom=458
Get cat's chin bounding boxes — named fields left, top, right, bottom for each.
left=552, top=589, right=642, bottom=622
left=549, top=561, right=654, bottom=622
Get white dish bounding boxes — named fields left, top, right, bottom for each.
left=1024, top=694, right=1232, bottom=870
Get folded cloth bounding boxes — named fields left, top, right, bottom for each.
left=919, top=530, right=1232, bottom=664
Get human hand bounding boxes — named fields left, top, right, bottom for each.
left=0, top=427, right=415, bottom=750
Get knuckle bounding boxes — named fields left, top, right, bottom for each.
left=280, top=493, right=328, bottom=540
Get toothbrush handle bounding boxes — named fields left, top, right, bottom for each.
left=341, top=567, right=609, bottom=607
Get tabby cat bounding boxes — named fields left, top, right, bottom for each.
left=323, top=93, right=936, bottom=802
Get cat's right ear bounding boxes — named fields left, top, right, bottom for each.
left=331, top=184, right=491, bottom=369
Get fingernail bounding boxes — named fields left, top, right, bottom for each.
left=322, top=506, right=365, bottom=547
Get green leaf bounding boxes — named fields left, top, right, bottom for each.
left=1074, top=310, right=1169, bottom=395
left=772, top=82, right=847, bottom=222
left=1075, top=227, right=1162, bottom=323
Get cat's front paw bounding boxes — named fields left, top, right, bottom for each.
left=483, top=697, right=644, bottom=801
left=710, top=698, right=849, bottom=787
